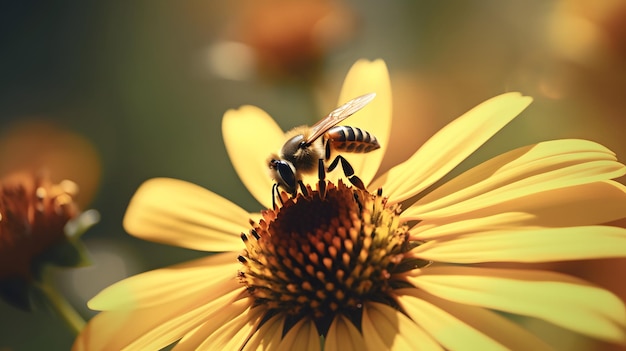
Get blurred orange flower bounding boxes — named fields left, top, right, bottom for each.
left=0, top=172, right=93, bottom=311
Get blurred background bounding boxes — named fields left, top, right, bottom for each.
left=1, top=0, right=625, bottom=349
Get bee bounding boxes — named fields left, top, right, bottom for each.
left=268, top=92, right=379, bottom=204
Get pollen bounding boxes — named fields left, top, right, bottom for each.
left=238, top=180, right=427, bottom=334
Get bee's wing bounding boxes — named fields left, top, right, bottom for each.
left=305, top=92, right=376, bottom=144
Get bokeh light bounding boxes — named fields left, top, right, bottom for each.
left=0, top=119, right=101, bottom=207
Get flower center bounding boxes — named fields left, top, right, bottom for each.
left=238, top=180, right=426, bottom=334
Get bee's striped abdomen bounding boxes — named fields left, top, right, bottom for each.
left=326, top=126, right=380, bottom=153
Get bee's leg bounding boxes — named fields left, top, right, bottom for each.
left=298, top=180, right=308, bottom=197
left=317, top=158, right=327, bottom=199
left=325, top=139, right=332, bottom=161
left=328, top=155, right=366, bottom=190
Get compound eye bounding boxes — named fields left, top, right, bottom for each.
left=274, top=160, right=296, bottom=192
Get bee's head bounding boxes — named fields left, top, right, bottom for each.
left=268, top=155, right=297, bottom=194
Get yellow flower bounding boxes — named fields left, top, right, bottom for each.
left=74, top=59, right=626, bottom=350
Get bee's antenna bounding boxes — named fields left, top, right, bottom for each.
left=272, top=183, right=285, bottom=210
left=272, top=183, right=277, bottom=210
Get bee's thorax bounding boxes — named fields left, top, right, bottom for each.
left=280, top=133, right=324, bottom=174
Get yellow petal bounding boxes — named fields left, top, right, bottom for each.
left=370, top=92, right=533, bottom=203
left=411, top=226, right=626, bottom=263
left=123, top=178, right=248, bottom=251
left=129, top=292, right=249, bottom=351
left=324, top=315, right=366, bottom=351
left=410, top=181, right=626, bottom=239
left=222, top=105, right=284, bottom=209
left=170, top=295, right=253, bottom=351
left=362, top=302, right=443, bottom=351
left=406, top=266, right=626, bottom=343
left=403, top=139, right=626, bottom=220
left=192, top=305, right=265, bottom=350
left=242, top=314, right=285, bottom=351
left=410, top=212, right=533, bottom=239
left=335, top=59, right=392, bottom=186
left=394, top=288, right=553, bottom=351
left=73, top=310, right=134, bottom=351
left=74, top=286, right=246, bottom=351
left=277, top=318, right=321, bottom=351
left=88, top=252, right=239, bottom=310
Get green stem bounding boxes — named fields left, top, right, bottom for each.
left=38, top=281, right=85, bottom=335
